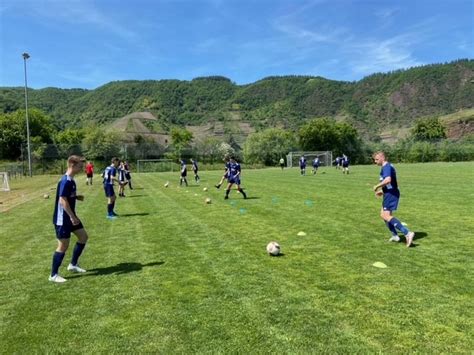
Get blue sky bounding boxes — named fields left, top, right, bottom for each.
left=1, top=0, right=472, bottom=89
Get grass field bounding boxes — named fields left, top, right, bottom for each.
left=1, top=162, right=473, bottom=353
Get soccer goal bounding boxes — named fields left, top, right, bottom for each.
left=286, top=151, right=333, bottom=168
left=0, top=172, right=10, bottom=192
left=136, top=159, right=175, bottom=173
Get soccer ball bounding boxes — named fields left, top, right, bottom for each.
left=164, top=182, right=169, bottom=188
left=266, top=241, right=281, bottom=256
left=205, top=197, right=212, bottom=204
left=203, top=187, right=208, bottom=192
left=43, top=194, right=50, bottom=199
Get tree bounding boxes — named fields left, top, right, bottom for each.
left=82, top=126, right=122, bottom=160
left=0, top=108, right=54, bottom=159
left=243, top=128, right=296, bottom=165
left=170, top=127, right=193, bottom=158
left=298, top=117, right=338, bottom=151
left=411, top=117, right=447, bottom=141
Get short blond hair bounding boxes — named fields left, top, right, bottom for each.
left=68, top=155, right=86, bottom=167
left=373, top=151, right=386, bottom=159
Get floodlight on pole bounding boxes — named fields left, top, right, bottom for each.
left=22, top=52, right=32, bottom=177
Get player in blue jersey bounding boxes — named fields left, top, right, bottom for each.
left=342, top=154, right=350, bottom=174
left=117, top=161, right=128, bottom=197
left=215, top=156, right=230, bottom=189
left=191, top=158, right=200, bottom=183
left=224, top=156, right=247, bottom=199
left=312, top=157, right=320, bottom=174
left=373, top=151, right=415, bottom=247
left=49, top=155, right=89, bottom=283
left=299, top=155, right=307, bottom=175
left=179, top=159, right=188, bottom=186
left=103, top=157, right=120, bottom=218
left=334, top=156, right=341, bottom=169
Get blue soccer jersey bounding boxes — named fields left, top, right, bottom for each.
left=53, top=174, right=77, bottom=226
left=380, top=163, right=400, bottom=196
left=299, top=157, right=306, bottom=167
left=192, top=161, right=198, bottom=172
left=103, top=165, right=117, bottom=185
left=313, top=158, right=320, bottom=167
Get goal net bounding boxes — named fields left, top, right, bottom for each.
left=286, top=151, right=333, bottom=168
left=0, top=172, right=10, bottom=192
left=136, top=159, right=175, bottom=173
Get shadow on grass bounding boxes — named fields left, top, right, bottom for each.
left=269, top=253, right=285, bottom=257
left=118, top=212, right=150, bottom=217
left=125, top=194, right=147, bottom=198
left=68, top=261, right=165, bottom=278
left=243, top=196, right=260, bottom=200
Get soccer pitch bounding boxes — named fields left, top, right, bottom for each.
left=1, top=162, right=473, bottom=353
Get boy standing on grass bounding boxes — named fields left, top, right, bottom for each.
left=104, top=157, right=120, bottom=219
left=215, top=155, right=230, bottom=189
left=179, top=159, right=188, bottom=187
left=373, top=151, right=415, bottom=247
left=224, top=156, right=247, bottom=200
left=191, top=158, right=200, bottom=183
left=299, top=155, right=306, bottom=175
left=85, top=161, right=94, bottom=185
left=50, top=155, right=89, bottom=283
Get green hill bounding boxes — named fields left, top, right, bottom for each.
left=1, top=60, right=473, bottom=140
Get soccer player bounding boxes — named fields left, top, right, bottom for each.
left=299, top=155, right=306, bottom=175
left=85, top=161, right=94, bottom=185
left=50, top=155, right=89, bottom=283
left=373, top=151, right=415, bottom=247
left=124, top=160, right=133, bottom=190
left=191, top=158, right=200, bottom=183
left=312, top=157, right=320, bottom=174
left=334, top=156, right=341, bottom=169
left=215, top=156, right=230, bottom=189
left=342, top=154, right=350, bottom=174
left=103, top=157, right=120, bottom=218
left=117, top=161, right=128, bottom=197
left=224, top=156, right=247, bottom=199
left=179, top=159, right=188, bottom=187
left=279, top=157, right=285, bottom=170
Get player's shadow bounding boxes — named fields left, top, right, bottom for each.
left=125, top=194, right=147, bottom=198
left=68, top=261, right=164, bottom=278
left=119, top=212, right=150, bottom=217
left=243, top=196, right=259, bottom=200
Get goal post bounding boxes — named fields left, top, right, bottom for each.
left=136, top=159, right=175, bottom=173
left=0, top=172, right=10, bottom=192
left=286, top=151, right=333, bottom=168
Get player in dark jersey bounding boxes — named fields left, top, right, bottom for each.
left=342, top=154, right=350, bottom=174
left=373, top=151, right=415, bottom=247
left=215, top=156, right=230, bottom=189
left=191, top=159, right=200, bottom=183
left=179, top=159, right=188, bottom=186
left=224, top=156, right=247, bottom=200
left=312, top=157, right=320, bottom=174
left=299, top=155, right=307, bottom=175
left=124, top=160, right=133, bottom=190
left=118, top=161, right=128, bottom=197
left=49, top=155, right=89, bottom=283
left=103, top=157, right=120, bottom=218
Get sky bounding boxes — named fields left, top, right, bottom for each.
left=0, top=0, right=473, bottom=89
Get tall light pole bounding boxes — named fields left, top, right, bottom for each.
left=22, top=52, right=32, bottom=177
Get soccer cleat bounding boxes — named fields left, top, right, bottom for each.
left=215, top=184, right=221, bottom=189
left=224, top=196, right=228, bottom=200
left=405, top=231, right=415, bottom=247
left=107, top=215, right=117, bottom=220
left=388, top=235, right=400, bottom=242
left=67, top=264, right=87, bottom=273
left=49, top=274, right=67, bottom=283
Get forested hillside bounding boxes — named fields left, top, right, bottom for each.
left=1, top=60, right=473, bottom=139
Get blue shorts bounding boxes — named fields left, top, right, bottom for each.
left=228, top=176, right=241, bottom=185
left=104, top=184, right=115, bottom=197
left=55, top=222, right=84, bottom=239
left=383, top=193, right=399, bottom=211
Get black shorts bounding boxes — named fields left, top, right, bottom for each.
left=55, top=222, right=84, bottom=239
left=87, top=173, right=93, bottom=178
